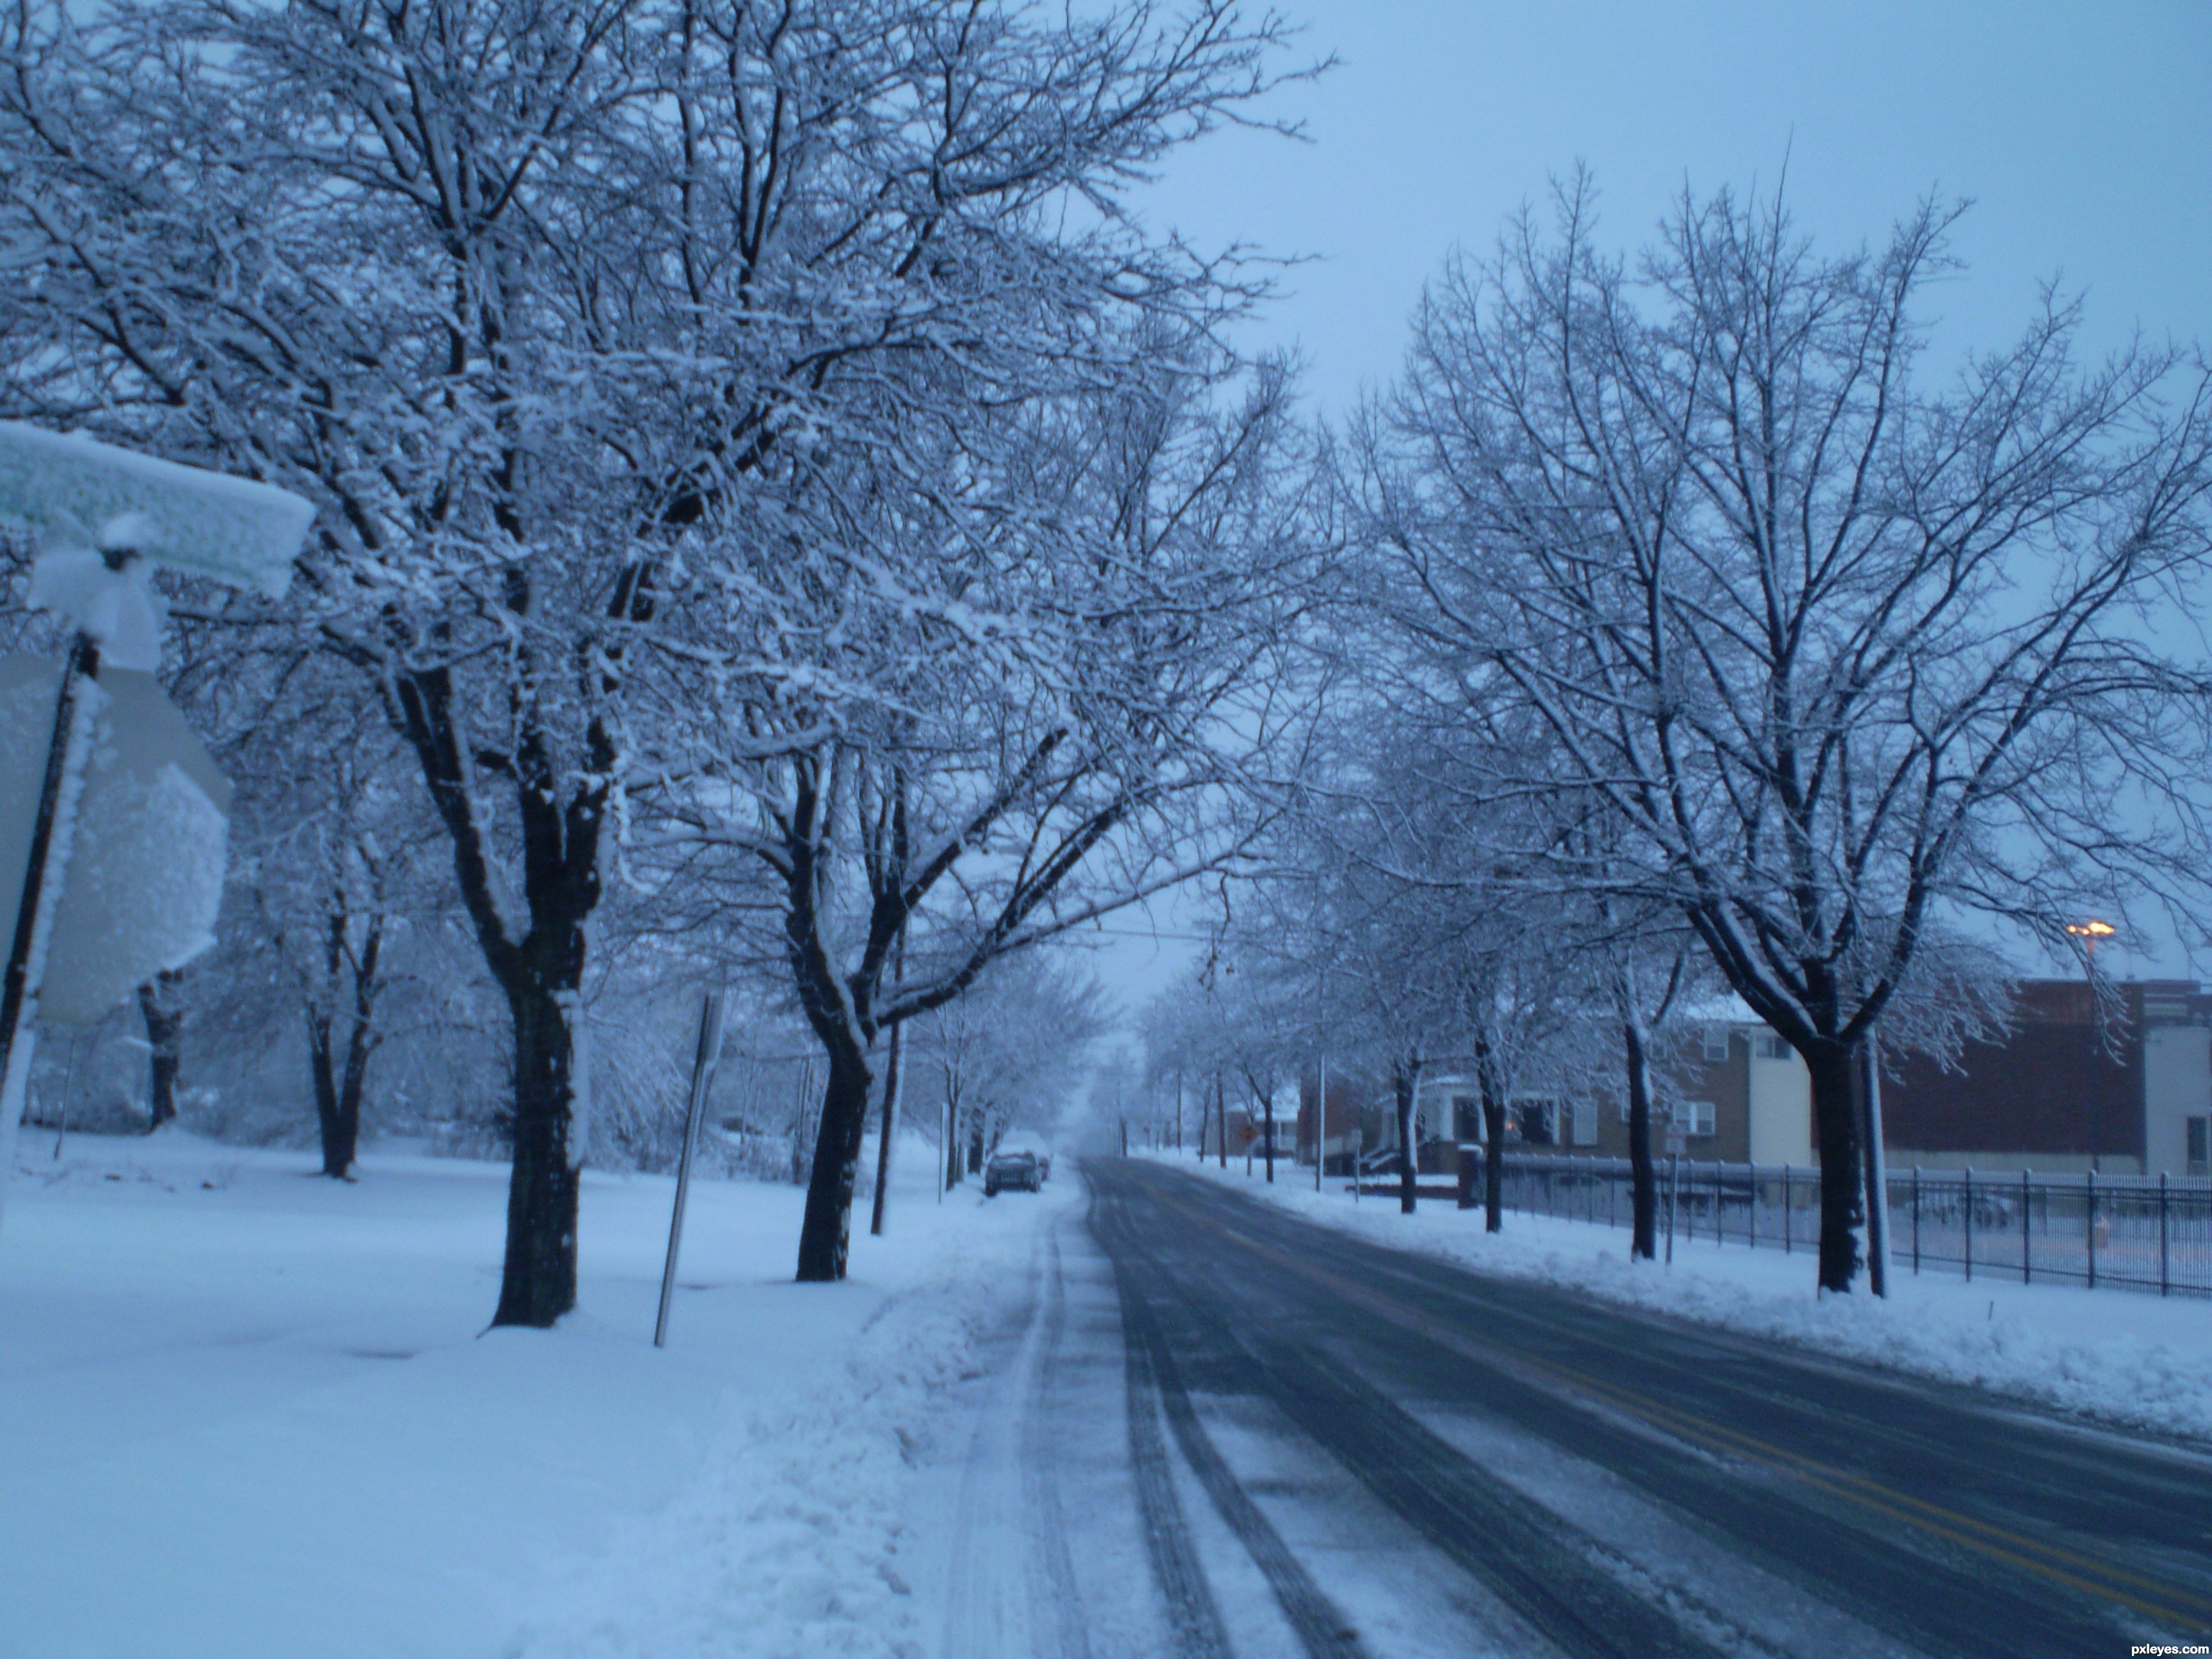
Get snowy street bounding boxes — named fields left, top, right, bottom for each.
left=1, top=4, right=2206, bottom=1656
left=950, top=1158, right=2212, bottom=1659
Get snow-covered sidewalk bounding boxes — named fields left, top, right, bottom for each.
left=1149, top=1151, right=2212, bottom=1448
left=1, top=1130, right=1049, bottom=1659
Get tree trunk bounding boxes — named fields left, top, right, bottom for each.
left=493, top=979, right=589, bottom=1324
left=1263, top=1089, right=1275, bottom=1183
left=869, top=1018, right=904, bottom=1237
left=137, top=971, right=183, bottom=1130
left=969, top=1111, right=985, bottom=1174
left=796, top=1035, right=874, bottom=1282
left=308, top=1010, right=340, bottom=1168
left=1215, top=1072, right=1227, bottom=1168
left=392, top=660, right=606, bottom=1329
left=1804, top=1039, right=1866, bottom=1293
left=1624, top=1017, right=1658, bottom=1260
left=333, top=917, right=381, bottom=1177
left=1474, top=1038, right=1506, bottom=1233
left=1481, top=1099, right=1506, bottom=1233
left=309, top=912, right=381, bottom=1180
left=1393, top=1059, right=1419, bottom=1213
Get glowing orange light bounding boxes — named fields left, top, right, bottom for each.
left=2066, top=920, right=2116, bottom=940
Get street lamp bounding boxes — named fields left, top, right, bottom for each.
left=2066, top=919, right=2117, bottom=971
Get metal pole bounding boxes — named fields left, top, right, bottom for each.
left=1912, top=1165, right=1921, bottom=1274
left=0, top=635, right=100, bottom=1208
left=1860, top=1034, right=1891, bottom=1297
left=2159, top=1171, right=2170, bottom=1297
left=1316, top=1050, right=1326, bottom=1195
left=655, top=990, right=727, bottom=1349
left=1665, top=1153, right=1678, bottom=1265
left=2086, top=1167, right=2097, bottom=1290
left=51, top=1027, right=84, bottom=1161
left=1964, top=1166, right=1974, bottom=1283
left=1784, top=1163, right=1792, bottom=1254
left=2021, top=1169, right=2032, bottom=1285
left=868, top=1012, right=905, bottom=1237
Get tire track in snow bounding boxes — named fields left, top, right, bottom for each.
left=1022, top=1218, right=1094, bottom=1659
left=1097, top=1195, right=1372, bottom=1659
left=1095, top=1187, right=1233, bottom=1659
left=1102, top=1179, right=1709, bottom=1659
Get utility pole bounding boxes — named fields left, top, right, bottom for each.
left=1315, top=965, right=1328, bottom=1194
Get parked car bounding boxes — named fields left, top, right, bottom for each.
left=984, top=1148, right=1043, bottom=1197
left=995, top=1131, right=1053, bottom=1182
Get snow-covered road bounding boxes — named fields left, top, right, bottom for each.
left=911, top=1157, right=2212, bottom=1658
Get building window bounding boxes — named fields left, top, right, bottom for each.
left=2190, top=1115, right=2209, bottom=1177
left=1702, top=1030, right=1730, bottom=1063
left=1511, top=1096, right=1557, bottom=1146
left=1753, top=1033, right=1790, bottom=1061
left=1674, top=1100, right=1717, bottom=1138
left=1452, top=1095, right=1478, bottom=1143
left=1571, top=1102, right=1598, bottom=1146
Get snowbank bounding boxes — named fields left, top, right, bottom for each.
left=1149, top=1152, right=2212, bottom=1447
left=1, top=1130, right=1046, bottom=1659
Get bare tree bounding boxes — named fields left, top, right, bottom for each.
left=0, top=0, right=1313, bottom=1314
left=1369, top=176, right=2212, bottom=1290
left=655, top=344, right=1318, bottom=1279
left=904, top=953, right=1105, bottom=1185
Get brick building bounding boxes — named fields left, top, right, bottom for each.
left=1884, top=979, right=2212, bottom=1177
left=1292, top=999, right=1815, bottom=1174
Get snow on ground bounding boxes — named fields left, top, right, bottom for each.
left=1, top=1128, right=1048, bottom=1659
left=1149, top=1151, right=2212, bottom=1448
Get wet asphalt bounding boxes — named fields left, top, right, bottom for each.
left=1081, top=1156, right=2212, bottom=1659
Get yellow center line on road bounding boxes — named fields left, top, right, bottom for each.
left=1135, top=1175, right=2212, bottom=1633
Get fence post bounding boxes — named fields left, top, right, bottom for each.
left=2022, top=1169, right=2031, bottom=1285
left=1964, top=1166, right=1974, bottom=1283
left=1783, top=1164, right=1792, bottom=1254
left=2160, top=1172, right=2170, bottom=1297
left=1912, top=1166, right=1921, bottom=1274
left=1750, top=1164, right=1759, bottom=1250
left=1665, top=1154, right=1678, bottom=1265
left=2086, top=1168, right=2097, bottom=1290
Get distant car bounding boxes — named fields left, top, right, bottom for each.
left=984, top=1148, right=1043, bottom=1197
left=995, top=1131, right=1053, bottom=1181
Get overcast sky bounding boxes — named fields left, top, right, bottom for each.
left=1136, top=0, right=2212, bottom=415
left=1086, top=1, right=2212, bottom=1027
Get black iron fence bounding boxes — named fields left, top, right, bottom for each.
left=1450, top=1146, right=2212, bottom=1299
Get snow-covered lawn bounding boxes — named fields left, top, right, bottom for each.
left=1152, top=1151, right=2212, bottom=1448
left=1, top=1130, right=1048, bottom=1659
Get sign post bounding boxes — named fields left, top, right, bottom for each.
left=655, top=992, right=727, bottom=1349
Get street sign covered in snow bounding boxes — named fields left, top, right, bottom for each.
left=0, top=423, right=310, bottom=598
left=0, top=657, right=232, bottom=1025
